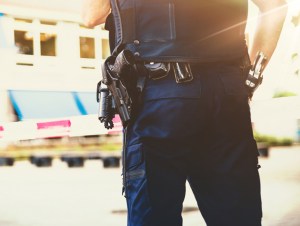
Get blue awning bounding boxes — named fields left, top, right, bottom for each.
left=0, top=13, right=8, bottom=48
left=8, top=90, right=96, bottom=120
left=9, top=90, right=81, bottom=120
left=72, top=92, right=98, bottom=115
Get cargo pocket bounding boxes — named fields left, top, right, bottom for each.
left=217, top=65, right=250, bottom=115
left=125, top=143, right=148, bottom=209
left=218, top=65, right=248, bottom=96
left=126, top=143, right=144, bottom=172
left=125, top=143, right=146, bottom=195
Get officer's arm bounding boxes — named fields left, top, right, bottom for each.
left=82, top=0, right=111, bottom=27
left=250, top=0, right=288, bottom=64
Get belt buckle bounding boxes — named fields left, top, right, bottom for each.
left=172, top=63, right=194, bottom=83
left=145, top=62, right=170, bottom=80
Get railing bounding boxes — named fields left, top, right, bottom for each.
left=0, top=115, right=122, bottom=143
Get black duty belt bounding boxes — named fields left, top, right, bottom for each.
left=143, top=56, right=248, bottom=83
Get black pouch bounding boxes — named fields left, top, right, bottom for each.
left=104, top=13, right=116, bottom=53
left=172, top=62, right=193, bottom=83
left=145, top=62, right=170, bottom=80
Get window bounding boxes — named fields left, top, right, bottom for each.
left=102, top=39, right=110, bottom=59
left=80, top=24, right=92, bottom=29
left=14, top=30, right=34, bottom=55
left=80, top=37, right=95, bottom=58
left=40, top=20, right=57, bottom=25
left=40, top=33, right=56, bottom=56
left=14, top=18, right=32, bottom=23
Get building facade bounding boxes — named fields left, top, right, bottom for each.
left=0, top=0, right=300, bottom=141
left=0, top=0, right=109, bottom=122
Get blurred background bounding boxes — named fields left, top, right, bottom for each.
left=0, top=0, right=299, bottom=225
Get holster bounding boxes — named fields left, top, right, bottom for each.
left=97, top=50, right=146, bottom=129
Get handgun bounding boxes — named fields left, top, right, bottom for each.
left=98, top=50, right=135, bottom=128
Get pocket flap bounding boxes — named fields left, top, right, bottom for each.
left=126, top=143, right=143, bottom=170
left=143, top=74, right=201, bottom=101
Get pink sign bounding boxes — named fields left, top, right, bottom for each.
left=0, top=126, right=4, bottom=139
left=37, top=120, right=71, bottom=129
left=108, top=115, right=123, bottom=135
left=36, top=120, right=71, bottom=138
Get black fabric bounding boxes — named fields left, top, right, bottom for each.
left=124, top=63, right=262, bottom=226
left=110, top=0, right=248, bottom=62
left=104, top=13, right=116, bottom=53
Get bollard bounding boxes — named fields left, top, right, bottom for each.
left=60, top=155, right=69, bottom=162
left=5, top=157, right=14, bottom=166
left=29, top=156, right=36, bottom=164
left=66, top=156, right=85, bottom=168
left=30, top=156, right=52, bottom=167
left=103, top=156, right=120, bottom=168
left=0, top=157, right=15, bottom=166
left=257, top=142, right=269, bottom=158
left=60, top=155, right=85, bottom=168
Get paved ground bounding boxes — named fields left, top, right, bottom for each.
left=0, top=146, right=299, bottom=226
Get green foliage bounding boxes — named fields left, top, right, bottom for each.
left=291, top=12, right=300, bottom=27
left=254, top=132, right=293, bottom=147
left=292, top=52, right=298, bottom=60
left=273, top=91, right=297, bottom=98
left=291, top=12, right=300, bottom=76
left=99, top=143, right=122, bottom=151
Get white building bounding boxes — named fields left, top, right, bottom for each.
left=0, top=0, right=109, bottom=122
left=0, top=0, right=300, bottom=141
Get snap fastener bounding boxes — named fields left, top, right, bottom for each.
left=133, top=40, right=140, bottom=45
left=134, top=52, right=140, bottom=57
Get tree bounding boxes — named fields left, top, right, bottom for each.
left=291, top=11, right=300, bottom=76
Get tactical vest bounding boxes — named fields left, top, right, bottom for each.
left=108, top=0, right=248, bottom=63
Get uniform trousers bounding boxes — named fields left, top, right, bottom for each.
left=124, top=62, right=262, bottom=226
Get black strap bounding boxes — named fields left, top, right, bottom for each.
left=104, top=13, right=116, bottom=53
left=135, top=64, right=148, bottom=94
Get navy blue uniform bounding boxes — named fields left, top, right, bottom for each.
left=124, top=63, right=262, bottom=226
left=107, top=0, right=262, bottom=225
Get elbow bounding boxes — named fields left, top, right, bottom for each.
left=82, top=18, right=94, bottom=28
left=277, top=0, right=288, bottom=20
left=278, top=0, right=288, bottom=12
left=82, top=10, right=109, bottom=28
left=82, top=18, right=99, bottom=28
left=258, top=0, right=288, bottom=13
left=82, top=14, right=103, bottom=28
left=81, top=1, right=111, bottom=27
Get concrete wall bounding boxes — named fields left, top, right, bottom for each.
left=251, top=96, right=300, bottom=141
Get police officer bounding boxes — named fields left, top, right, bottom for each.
left=83, top=1, right=287, bottom=225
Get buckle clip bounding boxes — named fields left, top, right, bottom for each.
left=172, top=63, right=194, bottom=83
left=145, top=62, right=170, bottom=80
